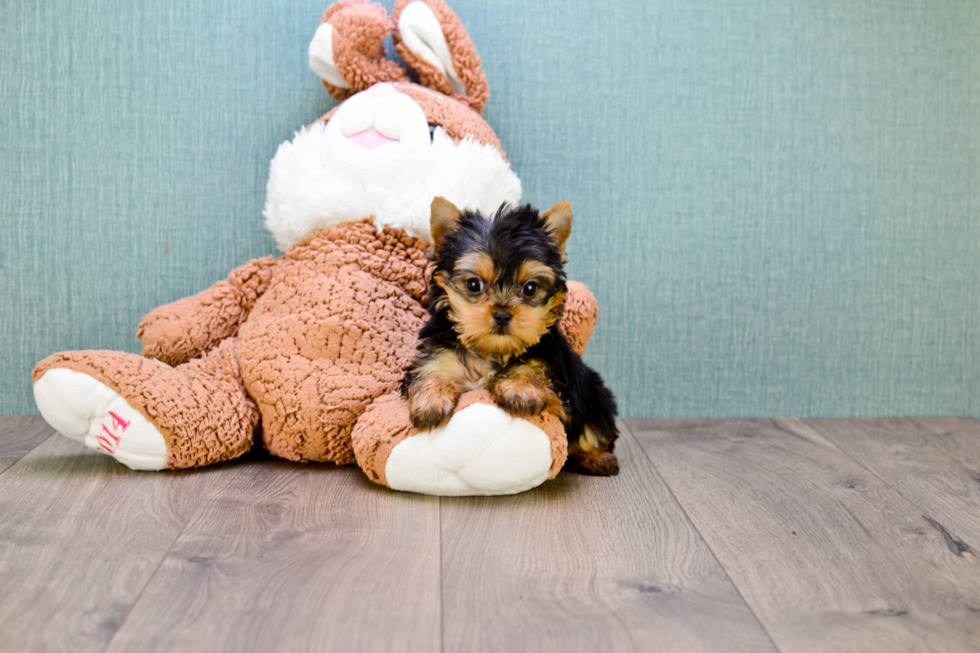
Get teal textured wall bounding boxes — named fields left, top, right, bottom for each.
left=2, top=0, right=978, bottom=417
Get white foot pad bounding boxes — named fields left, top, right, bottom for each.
left=384, top=403, right=554, bottom=496
left=34, top=368, right=168, bottom=471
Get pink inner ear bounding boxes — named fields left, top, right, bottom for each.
left=348, top=129, right=397, bottom=149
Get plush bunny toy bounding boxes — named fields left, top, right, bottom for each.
left=32, top=0, right=600, bottom=496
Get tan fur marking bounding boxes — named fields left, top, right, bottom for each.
left=541, top=201, right=573, bottom=255
left=407, top=373, right=461, bottom=431
left=568, top=424, right=616, bottom=454
left=542, top=290, right=567, bottom=326
left=415, top=346, right=495, bottom=391
left=456, top=252, right=495, bottom=283
left=431, top=197, right=462, bottom=253
left=575, top=425, right=602, bottom=452
left=516, top=260, right=555, bottom=287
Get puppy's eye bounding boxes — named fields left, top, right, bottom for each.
left=522, top=281, right=539, bottom=297
left=466, top=278, right=484, bottom=293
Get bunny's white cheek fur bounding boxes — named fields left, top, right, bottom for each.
left=263, top=86, right=521, bottom=251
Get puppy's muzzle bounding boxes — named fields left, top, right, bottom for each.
left=492, top=310, right=513, bottom=328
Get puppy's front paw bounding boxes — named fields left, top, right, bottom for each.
left=491, top=379, right=564, bottom=420
left=408, top=376, right=460, bottom=431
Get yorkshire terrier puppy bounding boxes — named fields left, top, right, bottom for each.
left=402, top=197, right=619, bottom=476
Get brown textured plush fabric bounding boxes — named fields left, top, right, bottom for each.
left=33, top=339, right=259, bottom=469
left=559, top=281, right=598, bottom=357
left=308, top=0, right=501, bottom=156
left=314, top=0, right=490, bottom=113
left=319, top=0, right=410, bottom=102
left=239, top=221, right=430, bottom=464
left=137, top=257, right=277, bottom=367
left=392, top=0, right=490, bottom=113
left=34, top=220, right=598, bottom=475
left=397, top=85, right=503, bottom=154
left=350, top=391, right=415, bottom=486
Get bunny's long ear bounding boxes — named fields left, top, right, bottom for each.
left=309, top=0, right=409, bottom=101
left=392, top=0, right=490, bottom=113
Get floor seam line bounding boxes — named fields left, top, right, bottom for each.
left=0, top=431, right=56, bottom=479
left=620, top=419, right=787, bottom=653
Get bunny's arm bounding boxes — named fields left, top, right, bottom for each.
left=559, top=281, right=599, bottom=356
left=137, top=256, right=278, bottom=366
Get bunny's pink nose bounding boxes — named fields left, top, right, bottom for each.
left=369, top=82, right=399, bottom=98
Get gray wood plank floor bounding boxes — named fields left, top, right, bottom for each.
left=2, top=415, right=979, bottom=652
left=0, top=415, right=50, bottom=474
left=628, top=418, right=980, bottom=653
left=440, top=422, right=775, bottom=653
left=807, top=417, right=980, bottom=550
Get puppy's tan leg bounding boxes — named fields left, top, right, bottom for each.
left=405, top=347, right=472, bottom=430
left=407, top=375, right=461, bottom=431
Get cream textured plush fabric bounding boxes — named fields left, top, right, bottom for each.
left=32, top=0, right=599, bottom=496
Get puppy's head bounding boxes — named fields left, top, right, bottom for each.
left=429, top=197, right=573, bottom=358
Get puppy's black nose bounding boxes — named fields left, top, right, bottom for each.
left=492, top=310, right=513, bottom=326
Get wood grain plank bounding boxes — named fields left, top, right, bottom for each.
left=102, top=458, right=441, bottom=653
left=806, top=417, right=980, bottom=549
left=0, top=416, right=53, bottom=474
left=628, top=418, right=980, bottom=653
left=0, top=434, right=212, bottom=653
left=439, top=421, right=777, bottom=653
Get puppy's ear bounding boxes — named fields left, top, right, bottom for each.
left=431, top=197, right=463, bottom=252
left=392, top=0, right=490, bottom=113
left=542, top=201, right=573, bottom=255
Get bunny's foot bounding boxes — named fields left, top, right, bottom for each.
left=352, top=390, right=567, bottom=496
left=34, top=367, right=168, bottom=470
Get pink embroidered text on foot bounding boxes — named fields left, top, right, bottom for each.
left=97, top=411, right=130, bottom=453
